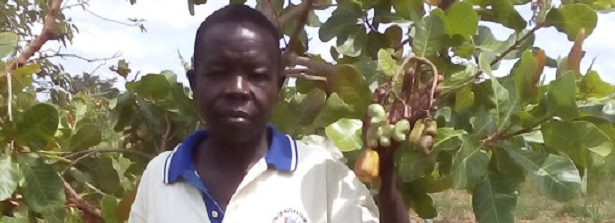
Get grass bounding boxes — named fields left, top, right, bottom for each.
left=408, top=170, right=615, bottom=223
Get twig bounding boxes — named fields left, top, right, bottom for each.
left=160, top=114, right=171, bottom=153
left=6, top=68, right=13, bottom=122
left=283, top=0, right=315, bottom=57
left=475, top=25, right=543, bottom=78
left=65, top=148, right=155, bottom=159
left=33, top=52, right=121, bottom=63
left=64, top=180, right=102, bottom=219
left=390, top=53, right=416, bottom=88
left=394, top=37, right=413, bottom=51
left=62, top=148, right=154, bottom=175
left=62, top=0, right=90, bottom=10
left=415, top=57, right=439, bottom=109
left=84, top=8, right=144, bottom=28
left=285, top=69, right=328, bottom=82
left=364, top=14, right=377, bottom=32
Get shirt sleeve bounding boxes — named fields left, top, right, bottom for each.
left=326, top=158, right=380, bottom=223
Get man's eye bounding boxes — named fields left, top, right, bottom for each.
left=250, top=72, right=270, bottom=81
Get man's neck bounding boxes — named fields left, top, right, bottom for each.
left=194, top=129, right=270, bottom=172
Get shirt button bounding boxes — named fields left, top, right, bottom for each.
left=212, top=211, right=219, bottom=218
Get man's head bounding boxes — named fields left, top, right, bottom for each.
left=188, top=4, right=284, bottom=144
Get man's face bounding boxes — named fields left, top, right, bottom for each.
left=189, top=23, right=281, bottom=144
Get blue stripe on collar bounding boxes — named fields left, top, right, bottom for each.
left=163, top=125, right=298, bottom=184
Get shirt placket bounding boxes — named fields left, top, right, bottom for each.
left=182, top=170, right=225, bottom=223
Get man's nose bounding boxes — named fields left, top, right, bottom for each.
left=224, top=75, right=250, bottom=99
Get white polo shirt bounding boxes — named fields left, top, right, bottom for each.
left=128, top=126, right=380, bottom=223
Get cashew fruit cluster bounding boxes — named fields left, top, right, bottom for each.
left=353, top=55, right=444, bottom=183
left=365, top=104, right=411, bottom=148
left=408, top=119, right=438, bottom=155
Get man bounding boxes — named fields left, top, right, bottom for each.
left=128, top=4, right=411, bottom=223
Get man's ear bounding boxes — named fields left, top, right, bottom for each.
left=187, top=69, right=196, bottom=91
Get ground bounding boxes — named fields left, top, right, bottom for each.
left=408, top=175, right=615, bottom=223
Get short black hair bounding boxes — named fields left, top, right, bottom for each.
left=193, top=4, right=281, bottom=69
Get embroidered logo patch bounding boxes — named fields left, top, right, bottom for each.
left=271, top=208, right=308, bottom=223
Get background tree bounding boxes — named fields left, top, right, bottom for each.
left=1, top=0, right=615, bottom=222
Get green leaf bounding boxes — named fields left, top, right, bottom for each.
left=0, top=155, right=18, bottom=201
left=325, top=118, right=363, bottom=152
left=69, top=124, right=102, bottom=151
left=377, top=49, right=398, bottom=76
left=16, top=103, right=59, bottom=151
left=328, top=65, right=372, bottom=115
left=412, top=10, right=445, bottom=58
left=136, top=74, right=170, bottom=100
left=114, top=59, right=131, bottom=78
left=17, top=154, right=65, bottom=213
left=14, top=64, right=41, bottom=76
left=451, top=135, right=490, bottom=189
left=354, top=57, right=380, bottom=84
left=398, top=150, right=435, bottom=182
left=401, top=182, right=438, bottom=219
left=536, top=0, right=553, bottom=23
left=492, top=146, right=526, bottom=185
left=434, top=128, right=467, bottom=151
left=493, top=0, right=527, bottom=31
left=454, top=43, right=476, bottom=59
left=472, top=172, right=518, bottom=223
left=475, top=26, right=506, bottom=52
left=70, top=98, right=88, bottom=124
left=392, top=0, right=424, bottom=22
left=384, top=25, right=403, bottom=47
left=441, top=2, right=479, bottom=39
left=319, top=1, right=361, bottom=42
left=548, top=71, right=579, bottom=120
left=479, top=53, right=511, bottom=131
left=312, top=93, right=356, bottom=128
left=512, top=50, right=538, bottom=103
left=271, top=100, right=296, bottom=135
left=470, top=108, right=497, bottom=138
left=455, top=85, right=475, bottom=113
left=442, top=63, right=478, bottom=94
left=295, top=89, right=327, bottom=127
left=506, top=148, right=581, bottom=202
left=336, top=26, right=368, bottom=57
left=477, top=0, right=527, bottom=31
left=579, top=71, right=614, bottom=99
left=546, top=4, right=598, bottom=41
left=542, top=120, right=612, bottom=167
left=102, top=195, right=119, bottom=223
left=0, top=32, right=18, bottom=58
left=76, top=157, right=121, bottom=194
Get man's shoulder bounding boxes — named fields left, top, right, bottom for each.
left=295, top=137, right=344, bottom=163
left=141, top=150, right=173, bottom=181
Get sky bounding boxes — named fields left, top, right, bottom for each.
left=45, top=0, right=615, bottom=90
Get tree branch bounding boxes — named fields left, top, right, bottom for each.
left=475, top=25, right=543, bottom=78
left=286, top=53, right=335, bottom=76
left=285, top=69, right=328, bottom=82
left=9, top=0, right=64, bottom=68
left=283, top=0, right=315, bottom=58
left=64, top=180, right=101, bottom=219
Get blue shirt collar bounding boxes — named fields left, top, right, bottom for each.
left=163, top=125, right=298, bottom=184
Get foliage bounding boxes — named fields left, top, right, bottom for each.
left=1, top=0, right=615, bottom=222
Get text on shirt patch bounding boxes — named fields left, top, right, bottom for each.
left=271, top=208, right=307, bottom=223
